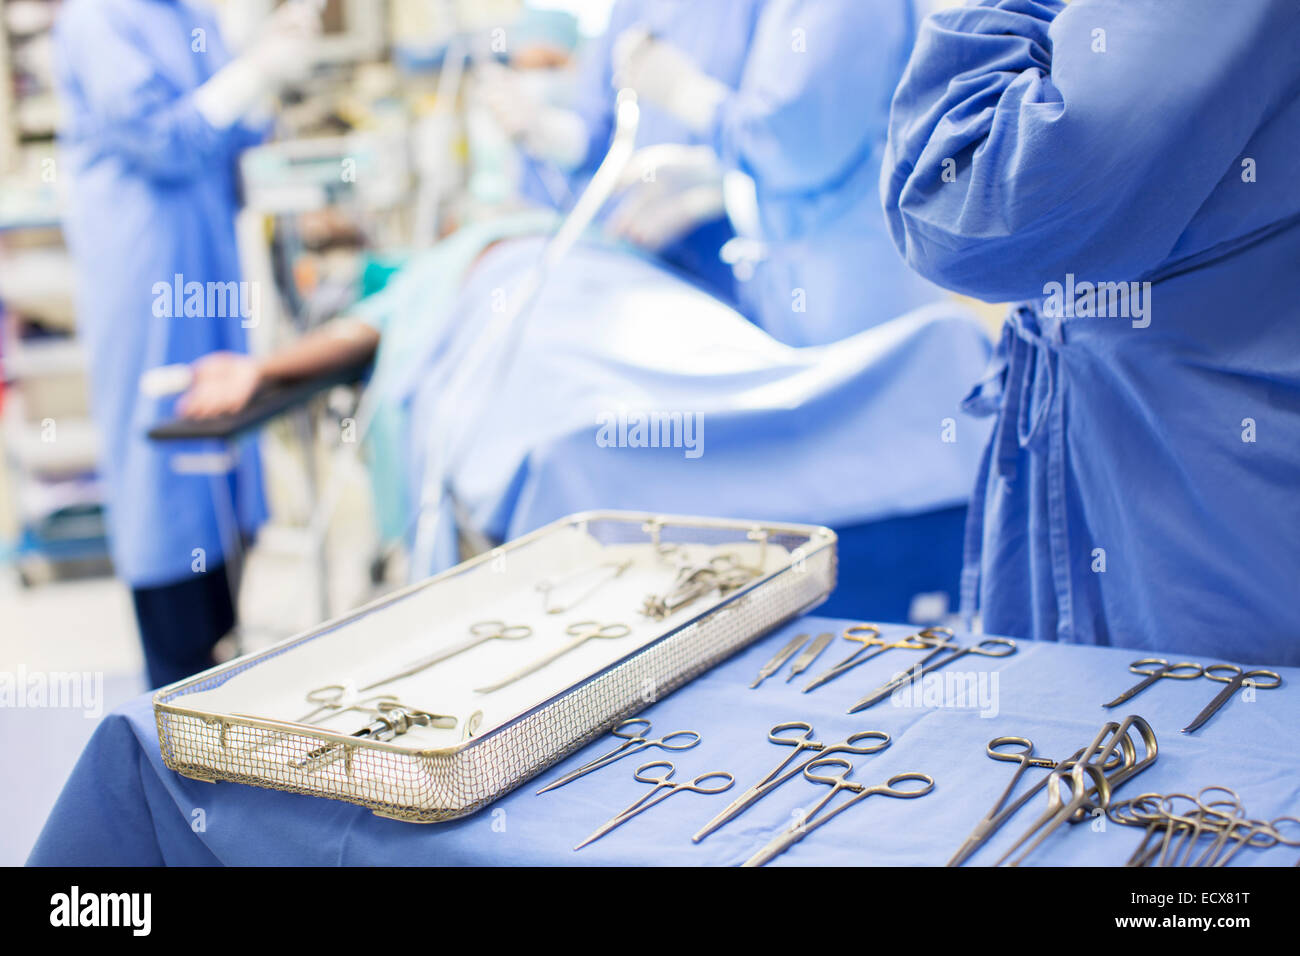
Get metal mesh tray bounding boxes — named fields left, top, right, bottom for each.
left=153, top=511, right=836, bottom=822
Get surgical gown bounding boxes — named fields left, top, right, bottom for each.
left=556, top=0, right=766, bottom=304
left=882, top=0, right=1300, bottom=664
left=54, top=0, right=267, bottom=588
left=566, top=0, right=941, bottom=346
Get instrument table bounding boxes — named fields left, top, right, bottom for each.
left=26, top=617, right=1300, bottom=866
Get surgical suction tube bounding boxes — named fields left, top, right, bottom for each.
left=407, top=91, right=643, bottom=568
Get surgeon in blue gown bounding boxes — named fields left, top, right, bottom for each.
left=881, top=0, right=1300, bottom=665
left=53, top=0, right=317, bottom=686
left=488, top=0, right=939, bottom=346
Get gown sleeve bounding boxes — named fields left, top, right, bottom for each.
left=713, top=0, right=913, bottom=196
left=880, top=0, right=1298, bottom=301
left=54, top=1, right=242, bottom=184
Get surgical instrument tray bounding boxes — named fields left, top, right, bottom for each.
left=152, top=511, right=836, bottom=822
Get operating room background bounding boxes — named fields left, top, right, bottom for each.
left=0, top=0, right=994, bottom=864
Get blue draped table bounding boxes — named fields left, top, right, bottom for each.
left=27, top=616, right=1300, bottom=866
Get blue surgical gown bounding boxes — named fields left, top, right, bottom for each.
left=566, top=0, right=941, bottom=346
left=553, top=0, right=767, bottom=304
left=882, top=0, right=1300, bottom=665
left=54, top=0, right=267, bottom=588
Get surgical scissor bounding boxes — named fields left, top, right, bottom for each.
left=692, top=721, right=891, bottom=842
left=573, top=760, right=734, bottom=850
left=536, top=559, right=631, bottom=615
left=536, top=717, right=701, bottom=794
left=475, top=620, right=632, bottom=693
left=741, top=757, right=934, bottom=867
left=368, top=620, right=533, bottom=689
left=301, top=620, right=533, bottom=711
left=1181, top=664, right=1282, bottom=733
left=802, top=625, right=945, bottom=693
left=1103, top=658, right=1204, bottom=708
left=848, top=636, right=1017, bottom=713
left=294, top=690, right=403, bottom=726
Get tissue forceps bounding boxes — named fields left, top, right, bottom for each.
left=475, top=620, right=631, bottom=693
left=1103, top=658, right=1204, bottom=708
left=692, top=721, right=891, bottom=842
left=802, top=625, right=943, bottom=693
left=741, top=757, right=934, bottom=867
left=574, top=760, right=734, bottom=850
left=1181, top=664, right=1282, bottom=733
left=536, top=717, right=701, bottom=794
left=848, top=636, right=1017, bottom=713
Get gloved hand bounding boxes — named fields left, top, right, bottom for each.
left=194, top=1, right=321, bottom=129
left=246, top=1, right=322, bottom=87
left=475, top=61, right=588, bottom=170
left=611, top=29, right=729, bottom=134
left=607, top=144, right=726, bottom=250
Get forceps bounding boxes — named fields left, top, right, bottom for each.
left=947, top=737, right=1058, bottom=867
left=946, top=735, right=1131, bottom=867
left=366, top=620, right=534, bottom=689
left=475, top=620, right=632, bottom=693
left=294, top=703, right=457, bottom=772
left=741, top=757, right=934, bottom=867
left=848, top=636, right=1016, bottom=713
left=995, top=714, right=1157, bottom=866
left=295, top=691, right=402, bottom=726
left=301, top=620, right=533, bottom=710
left=536, top=717, right=701, bottom=794
left=1113, top=788, right=1300, bottom=868
left=692, top=721, right=891, bottom=842
left=1103, top=658, right=1204, bottom=708
left=1181, top=664, right=1282, bottom=733
left=802, top=626, right=945, bottom=693
left=573, top=760, right=734, bottom=850
left=536, top=559, right=631, bottom=615
left=1216, top=815, right=1300, bottom=867
left=1114, top=793, right=1235, bottom=868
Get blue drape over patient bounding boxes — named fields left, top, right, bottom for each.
left=881, top=0, right=1300, bottom=663
left=383, top=237, right=992, bottom=578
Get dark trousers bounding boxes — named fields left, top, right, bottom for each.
left=131, top=564, right=236, bottom=689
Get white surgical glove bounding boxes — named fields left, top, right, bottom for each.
left=607, top=144, right=726, bottom=250
left=611, top=30, right=729, bottom=134
left=194, top=1, right=321, bottom=129
left=475, top=61, right=588, bottom=170
left=247, top=1, right=321, bottom=86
